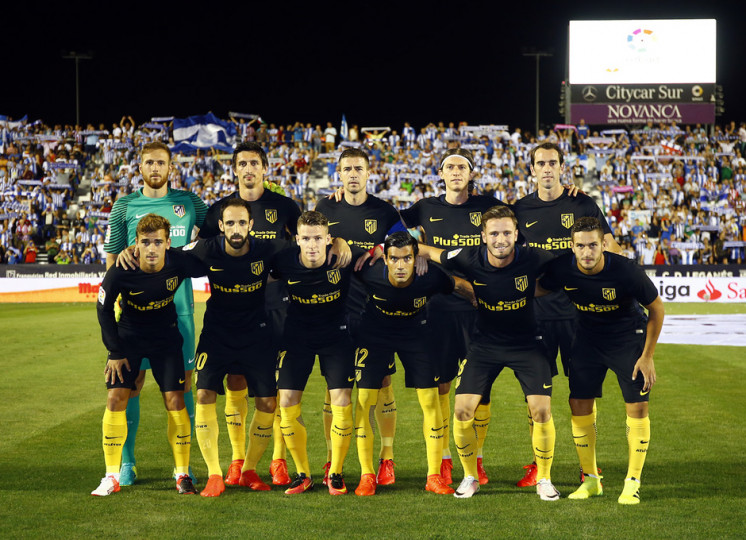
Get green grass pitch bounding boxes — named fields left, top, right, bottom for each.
left=0, top=303, right=744, bottom=539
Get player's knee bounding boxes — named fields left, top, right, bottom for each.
left=196, top=389, right=216, bottom=405
left=453, top=405, right=475, bottom=422
left=106, top=391, right=129, bottom=412
left=164, top=391, right=185, bottom=411
left=438, top=381, right=452, bottom=395
left=255, top=396, right=276, bottom=413
left=329, top=389, right=352, bottom=407
left=225, top=373, right=247, bottom=392
left=530, top=406, right=551, bottom=423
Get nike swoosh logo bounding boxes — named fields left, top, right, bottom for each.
left=473, top=417, right=488, bottom=422
left=640, top=390, right=650, bottom=396
left=430, top=427, right=442, bottom=432
left=456, top=444, right=468, bottom=450
left=526, top=221, right=539, bottom=228
left=473, top=281, right=487, bottom=286
left=129, top=291, right=144, bottom=295
left=348, top=376, right=356, bottom=381
left=433, top=376, right=440, bottom=381
left=383, top=401, right=395, bottom=407
left=564, top=286, right=578, bottom=291
left=328, top=222, right=341, bottom=226
left=177, top=434, right=190, bottom=439
left=387, top=362, right=395, bottom=369
left=640, top=440, right=649, bottom=444
left=543, top=384, right=552, bottom=389
left=135, top=213, right=148, bottom=219
left=257, top=426, right=272, bottom=430
left=210, top=266, right=224, bottom=271
left=288, top=280, right=301, bottom=285
left=429, top=217, right=444, bottom=222
left=572, top=435, right=585, bottom=439
left=104, top=436, right=121, bottom=440
left=535, top=448, right=550, bottom=453
left=373, top=295, right=387, bottom=301
left=225, top=413, right=239, bottom=417
left=178, top=378, right=185, bottom=384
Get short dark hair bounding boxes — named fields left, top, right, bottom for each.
left=136, top=213, right=170, bottom=239
left=141, top=142, right=171, bottom=162
left=219, top=197, right=253, bottom=221
left=384, top=231, right=418, bottom=256
left=481, top=205, right=516, bottom=230
left=529, top=142, right=564, bottom=166
left=338, top=147, right=370, bottom=169
left=232, top=142, right=269, bottom=170
left=297, top=210, right=328, bottom=230
left=438, top=148, right=475, bottom=171
left=571, top=216, right=604, bottom=239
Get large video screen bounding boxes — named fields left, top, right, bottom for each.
left=569, top=19, right=716, bottom=84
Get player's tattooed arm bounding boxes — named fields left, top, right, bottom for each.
left=453, top=276, right=476, bottom=307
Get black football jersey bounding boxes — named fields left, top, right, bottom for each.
left=439, top=245, right=554, bottom=345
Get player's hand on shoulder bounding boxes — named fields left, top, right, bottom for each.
left=329, top=237, right=352, bottom=268
left=328, top=187, right=344, bottom=202
left=115, top=245, right=139, bottom=270
left=563, top=184, right=583, bottom=197
left=415, top=254, right=428, bottom=276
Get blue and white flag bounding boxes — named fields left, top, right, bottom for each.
left=340, top=115, right=349, bottom=141
left=172, top=113, right=236, bottom=148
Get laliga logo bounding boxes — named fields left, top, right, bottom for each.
left=697, top=280, right=722, bottom=302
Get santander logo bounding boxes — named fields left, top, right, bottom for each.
left=697, top=280, right=722, bottom=301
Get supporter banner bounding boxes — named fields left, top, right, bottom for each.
left=570, top=103, right=715, bottom=125
left=571, top=83, right=714, bottom=104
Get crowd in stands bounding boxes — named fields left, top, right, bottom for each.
left=0, top=113, right=744, bottom=265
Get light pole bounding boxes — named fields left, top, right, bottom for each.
left=522, top=49, right=553, bottom=138
left=62, top=51, right=92, bottom=126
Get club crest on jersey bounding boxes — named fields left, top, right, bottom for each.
left=602, top=288, right=616, bottom=301
left=251, top=261, right=264, bottom=276
left=469, top=212, right=482, bottom=227
left=364, top=219, right=377, bottom=235
left=327, top=269, right=341, bottom=284
left=413, top=297, right=426, bottom=309
left=561, top=213, right=574, bottom=229
left=167, top=277, right=179, bottom=291
left=265, top=209, right=277, bottom=224
left=515, top=275, right=528, bottom=292
left=173, top=205, right=186, bottom=218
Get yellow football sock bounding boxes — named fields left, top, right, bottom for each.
left=329, top=404, right=353, bottom=475
left=195, top=402, right=222, bottom=477
left=527, top=403, right=534, bottom=460
left=375, top=384, right=396, bottom=460
left=417, top=388, right=444, bottom=476
left=626, top=415, right=650, bottom=481
left=102, top=409, right=127, bottom=475
left=571, top=413, right=598, bottom=477
left=474, top=402, right=491, bottom=457
left=167, top=408, right=191, bottom=476
left=280, top=404, right=310, bottom=475
left=355, top=388, right=379, bottom=475
left=224, top=387, right=248, bottom=462
left=452, top=416, right=478, bottom=479
left=323, top=389, right=333, bottom=463
left=243, top=409, right=274, bottom=471
left=533, top=417, right=556, bottom=481
left=439, top=392, right=451, bottom=458
left=271, top=408, right=286, bottom=460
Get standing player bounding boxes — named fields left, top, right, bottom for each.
left=104, top=142, right=207, bottom=486
left=400, top=148, right=506, bottom=485
left=353, top=232, right=474, bottom=496
left=271, top=211, right=364, bottom=496
left=92, top=214, right=202, bottom=496
left=199, top=142, right=301, bottom=487
left=418, top=206, right=559, bottom=500
left=316, top=147, right=407, bottom=485
left=186, top=199, right=283, bottom=497
left=512, top=141, right=621, bottom=487
left=538, top=217, right=663, bottom=505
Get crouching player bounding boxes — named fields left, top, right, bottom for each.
left=92, top=214, right=203, bottom=496
left=537, top=217, right=664, bottom=504
left=353, top=231, right=474, bottom=496
left=418, top=206, right=559, bottom=500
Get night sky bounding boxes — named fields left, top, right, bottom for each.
left=2, top=1, right=742, bottom=132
